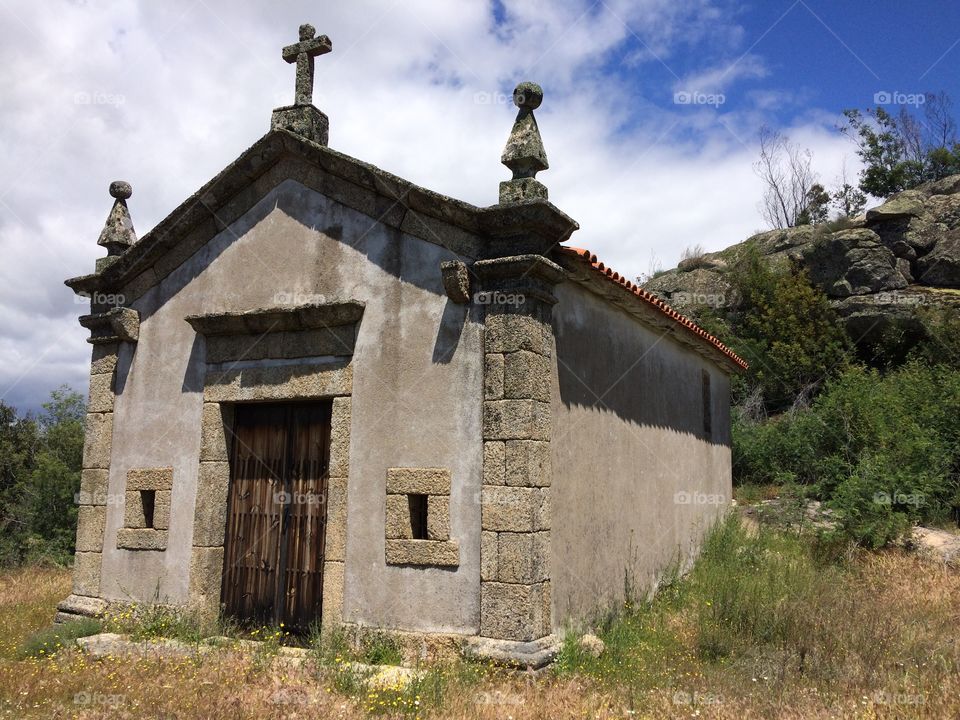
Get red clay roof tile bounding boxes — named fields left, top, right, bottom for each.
left=559, top=246, right=748, bottom=370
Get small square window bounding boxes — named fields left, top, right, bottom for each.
left=408, top=494, right=428, bottom=540
left=140, top=490, right=156, bottom=529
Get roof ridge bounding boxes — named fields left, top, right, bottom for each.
left=558, top=246, right=748, bottom=370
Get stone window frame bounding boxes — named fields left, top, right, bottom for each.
left=185, top=303, right=361, bottom=630
left=385, top=468, right=459, bottom=568
left=117, top=467, right=172, bottom=551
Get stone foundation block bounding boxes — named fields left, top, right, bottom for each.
left=484, top=354, right=504, bottom=400
left=78, top=469, right=110, bottom=506
left=386, top=467, right=451, bottom=495
left=200, top=403, right=231, bottom=462
left=385, top=494, right=412, bottom=540
left=503, top=350, right=551, bottom=402
left=481, top=531, right=498, bottom=581
left=126, top=467, right=173, bottom=491
left=154, top=490, right=172, bottom=530
left=321, top=560, right=344, bottom=628
left=75, top=506, right=106, bottom=553
left=484, top=313, right=549, bottom=355
left=117, top=528, right=168, bottom=551
left=56, top=594, right=107, bottom=622
left=192, top=462, right=230, bottom=547
left=329, top=397, right=352, bottom=478
left=82, top=413, right=113, bottom=470
left=504, top=440, right=551, bottom=487
left=480, top=581, right=548, bottom=641
left=324, top=477, right=347, bottom=561
left=427, top=496, right=451, bottom=540
left=480, top=487, right=542, bottom=532
left=90, top=345, right=118, bottom=376
left=72, top=552, right=102, bottom=597
left=496, top=532, right=549, bottom=584
left=482, top=441, right=506, bottom=485
left=483, top=400, right=550, bottom=441
left=385, top=539, right=460, bottom=567
left=87, top=372, right=115, bottom=413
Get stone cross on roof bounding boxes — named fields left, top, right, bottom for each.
left=282, top=23, right=332, bottom=106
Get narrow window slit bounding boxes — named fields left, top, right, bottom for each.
left=408, top=494, right=428, bottom=540
left=141, top=489, right=156, bottom=529
left=701, top=370, right=713, bottom=438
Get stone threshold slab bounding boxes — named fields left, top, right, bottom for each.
left=74, top=633, right=418, bottom=688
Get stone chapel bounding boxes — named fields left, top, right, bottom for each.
left=58, top=23, right=745, bottom=666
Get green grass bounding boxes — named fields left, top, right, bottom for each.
left=555, top=513, right=960, bottom=713
left=18, top=617, right=102, bottom=659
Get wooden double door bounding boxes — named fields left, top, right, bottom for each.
left=221, top=401, right=332, bottom=630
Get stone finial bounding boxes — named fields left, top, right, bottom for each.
left=97, top=181, right=137, bottom=264
left=282, top=22, right=332, bottom=107
left=499, top=82, right=549, bottom=204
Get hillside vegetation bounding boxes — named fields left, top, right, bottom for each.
left=646, top=180, right=960, bottom=547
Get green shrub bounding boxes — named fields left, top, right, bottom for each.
left=734, top=362, right=960, bottom=545
left=723, top=248, right=851, bottom=412
left=18, top=617, right=101, bottom=659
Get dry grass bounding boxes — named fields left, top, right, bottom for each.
left=0, top=565, right=71, bottom=660
left=1, top=526, right=959, bottom=719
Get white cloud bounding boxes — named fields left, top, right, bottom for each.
left=0, top=0, right=859, bottom=412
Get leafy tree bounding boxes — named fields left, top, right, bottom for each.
left=832, top=181, right=867, bottom=218
left=0, top=387, right=85, bottom=565
left=796, top=183, right=831, bottom=225
left=841, top=94, right=960, bottom=197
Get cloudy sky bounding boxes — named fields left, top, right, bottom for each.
left=2, top=0, right=960, bottom=413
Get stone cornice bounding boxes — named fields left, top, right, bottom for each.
left=185, top=300, right=365, bottom=336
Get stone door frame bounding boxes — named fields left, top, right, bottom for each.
left=184, top=302, right=361, bottom=630
left=188, top=360, right=353, bottom=629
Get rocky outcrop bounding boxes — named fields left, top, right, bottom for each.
left=644, top=174, right=960, bottom=347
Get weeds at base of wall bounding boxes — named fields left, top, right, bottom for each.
left=18, top=618, right=102, bottom=659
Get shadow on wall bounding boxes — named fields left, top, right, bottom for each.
left=120, top=173, right=474, bottom=377
left=553, top=317, right=730, bottom=447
